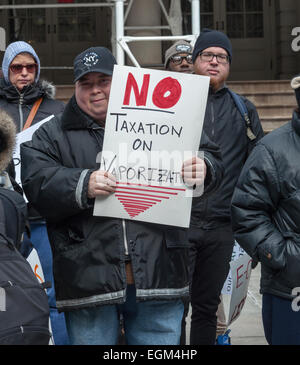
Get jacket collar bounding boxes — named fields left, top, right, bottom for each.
left=292, top=110, right=300, bottom=137
left=209, top=84, right=228, bottom=96
left=61, top=95, right=102, bottom=130
left=0, top=78, right=56, bottom=102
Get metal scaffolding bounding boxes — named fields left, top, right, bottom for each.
left=0, top=0, right=201, bottom=65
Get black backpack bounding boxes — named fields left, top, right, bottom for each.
left=0, top=187, right=51, bottom=345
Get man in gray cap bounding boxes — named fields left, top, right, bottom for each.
left=20, top=46, right=224, bottom=345
left=164, top=40, right=194, bottom=74
left=188, top=29, right=264, bottom=345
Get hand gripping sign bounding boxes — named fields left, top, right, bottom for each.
left=93, top=65, right=210, bottom=228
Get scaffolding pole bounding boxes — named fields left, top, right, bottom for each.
left=115, top=0, right=125, bottom=65
left=116, top=0, right=200, bottom=67
left=0, top=1, right=201, bottom=67
left=191, top=0, right=201, bottom=35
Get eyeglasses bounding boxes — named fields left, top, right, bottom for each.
left=198, top=52, right=229, bottom=64
left=9, top=63, right=37, bottom=74
left=170, top=55, right=193, bottom=65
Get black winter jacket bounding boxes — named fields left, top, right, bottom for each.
left=231, top=110, right=300, bottom=299
left=0, top=78, right=65, bottom=219
left=191, top=86, right=264, bottom=229
left=0, top=78, right=65, bottom=132
left=21, top=95, right=224, bottom=312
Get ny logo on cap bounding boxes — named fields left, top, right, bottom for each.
left=83, top=52, right=99, bottom=67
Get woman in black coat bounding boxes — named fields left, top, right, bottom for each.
left=231, top=76, right=300, bottom=345
left=0, top=41, right=68, bottom=345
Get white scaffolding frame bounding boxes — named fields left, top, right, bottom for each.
left=115, top=0, right=200, bottom=66
left=0, top=1, right=200, bottom=66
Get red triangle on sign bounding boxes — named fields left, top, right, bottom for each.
left=115, top=182, right=186, bottom=219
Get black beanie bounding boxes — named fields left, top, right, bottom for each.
left=192, top=29, right=233, bottom=63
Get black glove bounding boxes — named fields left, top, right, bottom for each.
left=291, top=75, right=300, bottom=109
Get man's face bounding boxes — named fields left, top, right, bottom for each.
left=75, top=72, right=112, bottom=126
left=193, top=47, right=230, bottom=91
left=168, top=53, right=194, bottom=74
left=9, top=53, right=37, bottom=91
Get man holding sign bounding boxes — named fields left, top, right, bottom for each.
left=21, top=46, right=223, bottom=345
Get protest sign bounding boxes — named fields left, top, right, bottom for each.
left=227, top=251, right=252, bottom=326
left=13, top=115, right=54, bottom=188
left=94, top=65, right=210, bottom=227
left=222, top=241, right=247, bottom=295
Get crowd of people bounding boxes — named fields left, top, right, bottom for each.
left=1, top=28, right=300, bottom=346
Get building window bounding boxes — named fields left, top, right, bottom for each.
left=8, top=0, right=46, bottom=43
left=226, top=0, right=264, bottom=38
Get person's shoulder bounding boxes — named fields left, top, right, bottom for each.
left=35, top=113, right=63, bottom=137
left=228, top=89, right=257, bottom=112
left=257, top=121, right=293, bottom=153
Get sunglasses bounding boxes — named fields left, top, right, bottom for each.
left=10, top=63, right=37, bottom=74
left=170, top=55, right=193, bottom=65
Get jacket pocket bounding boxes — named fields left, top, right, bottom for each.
left=0, top=325, right=51, bottom=345
left=276, top=239, right=300, bottom=289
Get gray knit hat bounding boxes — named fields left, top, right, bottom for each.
left=164, top=40, right=193, bottom=68
left=2, top=41, right=41, bottom=84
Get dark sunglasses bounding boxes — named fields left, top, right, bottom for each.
left=10, top=63, right=37, bottom=74
left=170, top=54, right=193, bottom=65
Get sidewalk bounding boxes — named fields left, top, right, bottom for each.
left=186, top=264, right=268, bottom=345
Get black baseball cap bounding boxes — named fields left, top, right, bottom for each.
left=73, top=46, right=117, bottom=82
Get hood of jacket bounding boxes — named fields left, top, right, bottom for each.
left=0, top=78, right=57, bottom=103
left=0, top=109, right=16, bottom=172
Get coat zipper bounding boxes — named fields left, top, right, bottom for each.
left=122, top=219, right=129, bottom=256
left=210, top=100, right=215, bottom=138
left=18, top=93, right=24, bottom=131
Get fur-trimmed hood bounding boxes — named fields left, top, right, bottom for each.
left=39, top=80, right=57, bottom=100
left=0, top=109, right=16, bottom=172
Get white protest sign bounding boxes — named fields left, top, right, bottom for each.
left=222, top=241, right=247, bottom=295
left=94, top=65, right=210, bottom=227
left=227, top=252, right=252, bottom=327
left=27, top=248, right=46, bottom=284
left=13, top=115, right=54, bottom=188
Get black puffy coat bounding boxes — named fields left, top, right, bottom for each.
left=21, top=95, right=223, bottom=312
left=231, top=110, right=300, bottom=299
left=0, top=78, right=65, bottom=132
left=0, top=78, right=65, bottom=219
left=191, top=86, right=264, bottom=228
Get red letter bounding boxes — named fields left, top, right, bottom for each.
left=123, top=72, right=150, bottom=106
left=152, top=77, right=182, bottom=109
left=246, top=259, right=252, bottom=280
left=236, top=265, right=244, bottom=288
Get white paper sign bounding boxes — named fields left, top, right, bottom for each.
left=227, top=252, right=252, bottom=326
left=222, top=241, right=247, bottom=295
left=27, top=248, right=46, bottom=284
left=93, top=65, right=210, bottom=227
left=13, top=115, right=54, bottom=188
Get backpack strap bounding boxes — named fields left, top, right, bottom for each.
left=227, top=89, right=257, bottom=141
left=22, top=97, right=43, bottom=131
